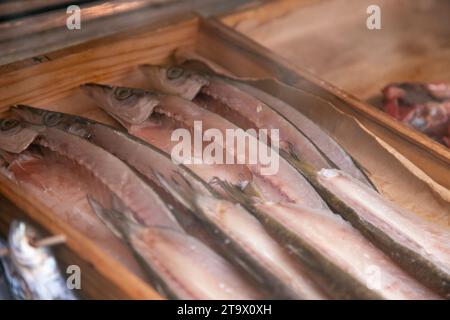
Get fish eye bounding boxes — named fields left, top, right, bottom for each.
left=0, top=119, right=19, bottom=131
left=166, top=67, right=184, bottom=80
left=114, top=87, right=133, bottom=100
left=44, top=112, right=63, bottom=126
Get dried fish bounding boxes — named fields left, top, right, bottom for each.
left=12, top=105, right=224, bottom=252
left=229, top=80, right=374, bottom=187
left=218, top=180, right=440, bottom=300
left=0, top=116, right=185, bottom=231
left=89, top=197, right=264, bottom=300
left=81, top=83, right=253, bottom=191
left=158, top=173, right=327, bottom=299
left=139, top=64, right=373, bottom=188
left=313, top=168, right=450, bottom=298
left=82, top=83, right=328, bottom=209
left=1, top=118, right=182, bottom=231
left=0, top=145, right=147, bottom=281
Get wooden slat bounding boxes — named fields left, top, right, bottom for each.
left=0, top=17, right=198, bottom=110
left=0, top=0, right=256, bottom=66
left=221, top=0, right=450, bottom=101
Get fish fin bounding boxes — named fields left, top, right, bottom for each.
left=209, top=176, right=264, bottom=200
left=87, top=195, right=140, bottom=241
left=211, top=178, right=256, bottom=209
left=285, top=141, right=301, bottom=161
left=155, top=172, right=198, bottom=212
left=279, top=149, right=318, bottom=180
left=241, top=181, right=265, bottom=199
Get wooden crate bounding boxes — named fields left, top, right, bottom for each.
left=221, top=0, right=450, bottom=190
left=0, top=13, right=448, bottom=299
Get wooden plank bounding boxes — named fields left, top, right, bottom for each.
left=0, top=0, right=255, bottom=66
left=0, top=0, right=77, bottom=18
left=0, top=17, right=198, bottom=111
left=221, top=0, right=450, bottom=101
left=196, top=17, right=450, bottom=190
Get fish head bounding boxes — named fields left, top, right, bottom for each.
left=139, top=64, right=208, bottom=100
left=8, top=220, right=50, bottom=269
left=0, top=118, right=39, bottom=153
left=12, top=105, right=92, bottom=139
left=81, top=83, right=160, bottom=127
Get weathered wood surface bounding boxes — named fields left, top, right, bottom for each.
left=0, top=0, right=265, bottom=66
left=222, top=0, right=450, bottom=102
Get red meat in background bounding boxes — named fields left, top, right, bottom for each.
left=382, top=83, right=450, bottom=148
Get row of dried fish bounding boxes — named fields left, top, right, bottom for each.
left=0, top=60, right=447, bottom=299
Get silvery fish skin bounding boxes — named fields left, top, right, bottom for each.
left=0, top=118, right=182, bottom=233
left=158, top=173, right=327, bottom=299
left=140, top=65, right=374, bottom=189
left=218, top=181, right=440, bottom=300
left=0, top=221, right=76, bottom=300
left=82, top=83, right=328, bottom=209
left=12, top=105, right=225, bottom=252
left=89, top=198, right=264, bottom=300
left=315, top=168, right=450, bottom=298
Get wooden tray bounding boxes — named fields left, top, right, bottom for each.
left=0, top=14, right=448, bottom=299
left=221, top=0, right=450, bottom=190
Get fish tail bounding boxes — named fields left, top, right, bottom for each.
left=279, top=149, right=318, bottom=181
left=87, top=195, right=140, bottom=241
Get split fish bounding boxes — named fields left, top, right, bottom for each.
left=218, top=180, right=441, bottom=300
left=12, top=105, right=227, bottom=253
left=82, top=83, right=327, bottom=209
left=139, top=64, right=373, bottom=188
left=309, top=167, right=450, bottom=298
left=0, top=120, right=147, bottom=279
left=0, top=118, right=182, bottom=231
left=158, top=172, right=327, bottom=299
left=89, top=197, right=264, bottom=300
